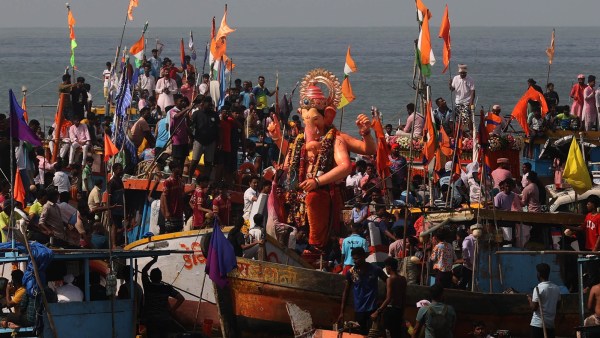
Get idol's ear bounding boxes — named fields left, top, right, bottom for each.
left=324, top=106, right=337, bottom=126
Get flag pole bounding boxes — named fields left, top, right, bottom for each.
left=339, top=107, right=344, bottom=132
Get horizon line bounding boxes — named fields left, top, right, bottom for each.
left=0, top=25, right=594, bottom=29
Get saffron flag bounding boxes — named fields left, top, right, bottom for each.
left=438, top=4, right=451, bottom=74
left=180, top=38, right=186, bottom=69
left=21, top=94, right=28, bottom=123
left=563, top=137, right=592, bottom=194
left=372, top=116, right=391, bottom=180
left=510, top=87, right=549, bottom=136
left=210, top=6, right=235, bottom=63
left=338, top=46, right=357, bottom=109
left=439, top=127, right=453, bottom=157
left=127, top=0, right=138, bottom=21
left=9, top=90, right=42, bottom=146
left=13, top=170, right=26, bottom=207
left=104, top=134, right=119, bottom=162
left=416, top=4, right=435, bottom=77
left=546, top=29, right=555, bottom=65
left=205, top=220, right=237, bottom=288
left=67, top=8, right=77, bottom=68
left=423, top=99, right=438, bottom=162
left=485, top=112, right=503, bottom=135
left=129, top=35, right=145, bottom=68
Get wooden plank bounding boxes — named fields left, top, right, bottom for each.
left=424, top=209, right=584, bottom=225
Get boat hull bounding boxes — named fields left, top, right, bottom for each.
left=221, top=258, right=581, bottom=338
left=125, top=229, right=312, bottom=330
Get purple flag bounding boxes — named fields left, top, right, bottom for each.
left=205, top=219, right=237, bottom=288
left=9, top=89, right=42, bottom=146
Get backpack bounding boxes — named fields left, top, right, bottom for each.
left=427, top=304, right=451, bottom=338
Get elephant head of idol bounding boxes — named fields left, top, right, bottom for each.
left=298, top=69, right=342, bottom=153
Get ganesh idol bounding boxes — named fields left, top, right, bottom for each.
left=268, top=69, right=376, bottom=250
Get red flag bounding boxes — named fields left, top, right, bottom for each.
left=372, top=117, right=391, bottom=180
left=13, top=170, right=26, bottom=206
left=438, top=4, right=451, bottom=74
left=423, top=100, right=437, bottom=162
left=104, top=134, right=119, bottom=162
left=127, top=0, right=138, bottom=21
left=511, top=87, right=549, bottom=136
left=180, top=38, right=186, bottom=68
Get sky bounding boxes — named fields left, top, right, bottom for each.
left=3, top=0, right=600, bottom=28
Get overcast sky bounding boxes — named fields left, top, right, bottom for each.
left=4, top=0, right=600, bottom=28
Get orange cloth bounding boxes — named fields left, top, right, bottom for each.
left=438, top=4, right=451, bottom=74
left=306, top=189, right=331, bottom=248
left=423, top=100, right=437, bottom=162
left=510, top=87, right=549, bottom=136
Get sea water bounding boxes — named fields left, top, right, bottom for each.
left=0, top=26, right=597, bottom=135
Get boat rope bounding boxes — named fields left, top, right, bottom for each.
left=169, top=230, right=204, bottom=285
left=26, top=74, right=65, bottom=96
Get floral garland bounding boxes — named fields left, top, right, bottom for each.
left=488, top=134, right=524, bottom=151
left=314, top=127, right=337, bottom=176
left=286, top=133, right=305, bottom=190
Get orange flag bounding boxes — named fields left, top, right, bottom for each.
left=439, top=127, right=453, bottom=156
left=104, top=134, right=119, bottom=162
left=127, top=0, right=139, bottom=21
left=13, top=170, right=26, bottom=206
left=372, top=117, right=391, bottom=180
left=546, top=29, right=555, bottom=65
left=510, top=87, right=549, bottom=136
left=21, top=95, right=28, bottom=123
left=210, top=5, right=236, bottom=61
left=438, top=4, right=451, bottom=74
left=423, top=100, right=437, bottom=162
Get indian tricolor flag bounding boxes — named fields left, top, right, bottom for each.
left=67, top=7, right=77, bottom=68
left=338, top=46, right=357, bottom=109
left=129, top=35, right=145, bottom=68
left=416, top=0, right=435, bottom=77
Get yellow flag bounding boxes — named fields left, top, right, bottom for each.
left=563, top=137, right=592, bottom=194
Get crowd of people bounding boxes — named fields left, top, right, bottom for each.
left=3, top=44, right=600, bottom=337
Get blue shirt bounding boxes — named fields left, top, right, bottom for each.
left=342, top=234, right=368, bottom=266
left=155, top=116, right=169, bottom=148
left=345, top=263, right=385, bottom=313
left=148, top=57, right=162, bottom=78
left=239, top=91, right=254, bottom=109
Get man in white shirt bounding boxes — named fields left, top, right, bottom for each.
left=102, top=62, right=112, bottom=99
left=68, top=119, right=91, bottom=166
left=139, top=64, right=156, bottom=97
left=57, top=274, right=84, bottom=302
left=52, top=162, right=70, bottom=194
left=527, top=263, right=560, bottom=338
left=243, top=177, right=259, bottom=221
left=449, top=64, right=476, bottom=107
left=198, top=74, right=210, bottom=96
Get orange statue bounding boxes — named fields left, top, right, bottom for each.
left=269, top=69, right=376, bottom=249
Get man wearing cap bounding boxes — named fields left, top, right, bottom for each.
left=485, top=105, right=508, bottom=135
left=491, top=158, right=512, bottom=190
left=459, top=224, right=479, bottom=290
left=582, top=75, right=597, bottom=131
left=449, top=64, right=476, bottom=135
left=570, top=74, right=586, bottom=120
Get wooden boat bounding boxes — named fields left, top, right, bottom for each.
left=216, top=257, right=581, bottom=338
left=0, top=245, right=176, bottom=338
left=125, top=228, right=312, bottom=330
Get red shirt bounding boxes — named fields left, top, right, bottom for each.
left=190, top=187, right=206, bottom=228
left=163, top=176, right=184, bottom=219
left=219, top=117, right=234, bottom=152
left=212, top=195, right=231, bottom=226
left=584, top=212, right=600, bottom=250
